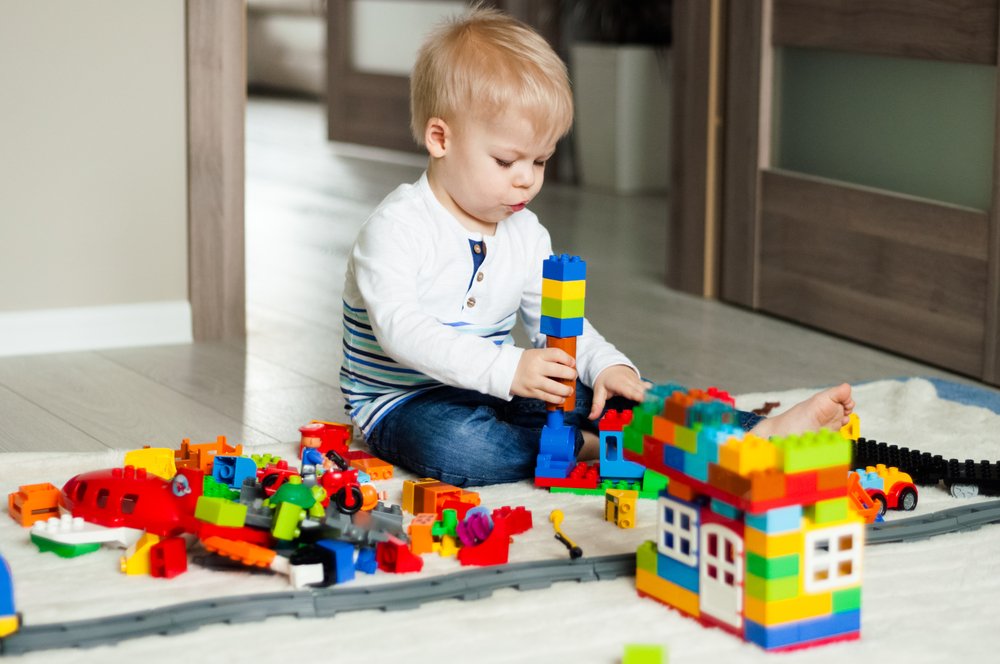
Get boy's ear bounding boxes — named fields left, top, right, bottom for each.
left=424, top=117, right=450, bottom=158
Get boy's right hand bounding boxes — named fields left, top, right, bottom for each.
left=510, top=348, right=577, bottom=404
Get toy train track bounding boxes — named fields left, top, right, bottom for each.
left=0, top=553, right=634, bottom=656
left=4, top=501, right=1000, bottom=655
left=866, top=499, right=1000, bottom=544
left=852, top=437, right=1000, bottom=497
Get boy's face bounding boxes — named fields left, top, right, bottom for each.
left=426, top=110, right=557, bottom=235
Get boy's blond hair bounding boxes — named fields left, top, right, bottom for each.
left=410, top=5, right=573, bottom=144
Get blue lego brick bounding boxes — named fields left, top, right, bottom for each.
left=535, top=454, right=574, bottom=478
left=746, top=505, right=804, bottom=534
left=540, top=423, right=576, bottom=460
left=212, top=455, right=258, bottom=488
left=0, top=555, right=14, bottom=615
left=601, top=430, right=646, bottom=480
left=316, top=539, right=356, bottom=585
left=744, top=609, right=861, bottom=650
left=540, top=315, right=584, bottom=338
left=355, top=547, right=377, bottom=574
left=663, top=445, right=686, bottom=473
left=542, top=254, right=587, bottom=281
left=656, top=551, right=699, bottom=593
left=710, top=499, right=741, bottom=520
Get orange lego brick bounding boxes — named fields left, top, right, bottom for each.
left=407, top=513, right=437, bottom=555
left=817, top=465, right=850, bottom=491
left=667, top=479, right=696, bottom=502
left=8, top=483, right=62, bottom=527
left=349, top=457, right=394, bottom=481
left=201, top=535, right=276, bottom=568
left=748, top=468, right=787, bottom=504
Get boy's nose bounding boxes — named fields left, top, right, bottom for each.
left=512, top=165, right=535, bottom=188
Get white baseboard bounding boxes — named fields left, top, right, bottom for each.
left=0, top=300, right=193, bottom=357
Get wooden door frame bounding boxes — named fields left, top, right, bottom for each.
left=675, top=0, right=1000, bottom=384
left=186, top=0, right=246, bottom=341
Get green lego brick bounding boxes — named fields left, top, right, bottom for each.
left=808, top=497, right=849, bottom=524
left=770, top=430, right=851, bottom=473
left=636, top=540, right=658, bottom=575
left=271, top=502, right=304, bottom=540
left=641, top=470, right=668, bottom=495
left=746, top=552, right=800, bottom=579
left=744, top=572, right=799, bottom=601
left=540, top=296, right=585, bottom=319
left=622, top=643, right=666, bottom=664
left=202, top=475, right=240, bottom=500
left=251, top=453, right=283, bottom=468
left=432, top=509, right=458, bottom=538
left=832, top=587, right=862, bottom=613
left=30, top=534, right=100, bottom=558
left=623, top=425, right=646, bottom=455
left=630, top=409, right=654, bottom=436
left=195, top=496, right=248, bottom=527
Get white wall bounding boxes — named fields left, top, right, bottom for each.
left=0, top=0, right=190, bottom=353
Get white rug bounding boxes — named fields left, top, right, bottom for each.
left=1, top=378, right=999, bottom=663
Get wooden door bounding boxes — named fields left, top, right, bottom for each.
left=719, top=0, right=1000, bottom=384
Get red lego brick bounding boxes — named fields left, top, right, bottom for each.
left=441, top=499, right=475, bottom=520
left=492, top=506, right=533, bottom=535
left=599, top=409, right=634, bottom=431
left=706, top=386, right=735, bottom=407
left=457, top=519, right=509, bottom=566
left=376, top=535, right=424, bottom=573
left=535, top=462, right=599, bottom=489
left=149, top=536, right=188, bottom=578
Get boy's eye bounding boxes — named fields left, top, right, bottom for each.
left=534, top=160, right=547, bottom=167
left=494, top=158, right=513, bottom=168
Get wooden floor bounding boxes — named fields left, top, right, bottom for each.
left=0, top=96, right=989, bottom=453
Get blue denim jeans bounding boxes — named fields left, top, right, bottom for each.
left=365, top=382, right=765, bottom=487
left=366, top=382, right=610, bottom=486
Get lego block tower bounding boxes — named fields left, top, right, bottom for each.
left=534, top=254, right=586, bottom=483
left=625, top=384, right=863, bottom=651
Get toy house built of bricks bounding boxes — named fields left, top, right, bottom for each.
left=621, top=385, right=864, bottom=651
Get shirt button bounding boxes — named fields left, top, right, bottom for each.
left=466, top=297, right=476, bottom=308
left=476, top=272, right=484, bottom=282
left=473, top=243, right=482, bottom=254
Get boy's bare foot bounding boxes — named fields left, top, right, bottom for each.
left=749, top=383, right=855, bottom=439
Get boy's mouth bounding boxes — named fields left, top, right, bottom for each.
left=508, top=202, right=527, bottom=212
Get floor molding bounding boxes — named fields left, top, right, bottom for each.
left=0, top=301, right=192, bottom=357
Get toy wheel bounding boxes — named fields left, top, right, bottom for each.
left=950, top=483, right=979, bottom=499
left=872, top=494, right=888, bottom=517
left=335, top=485, right=364, bottom=515
left=899, top=487, right=918, bottom=511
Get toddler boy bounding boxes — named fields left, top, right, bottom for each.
left=340, top=6, right=853, bottom=486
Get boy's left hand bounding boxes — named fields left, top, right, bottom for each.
left=589, top=365, right=649, bottom=419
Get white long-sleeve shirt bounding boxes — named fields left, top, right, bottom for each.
left=340, top=172, right=636, bottom=435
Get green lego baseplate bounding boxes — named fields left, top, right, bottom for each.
left=550, top=471, right=668, bottom=499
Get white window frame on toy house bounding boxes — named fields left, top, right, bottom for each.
left=803, top=522, right=863, bottom=593
left=657, top=495, right=698, bottom=565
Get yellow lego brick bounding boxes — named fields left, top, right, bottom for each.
left=744, top=590, right=834, bottom=626
left=542, top=278, right=586, bottom=300
left=606, top=489, right=638, bottom=528
left=120, top=532, right=161, bottom=576
left=839, top=413, right=860, bottom=440
left=636, top=569, right=700, bottom=618
left=124, top=448, right=178, bottom=480
left=673, top=425, right=697, bottom=454
left=718, top=434, right=780, bottom=477
left=745, top=526, right=803, bottom=558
